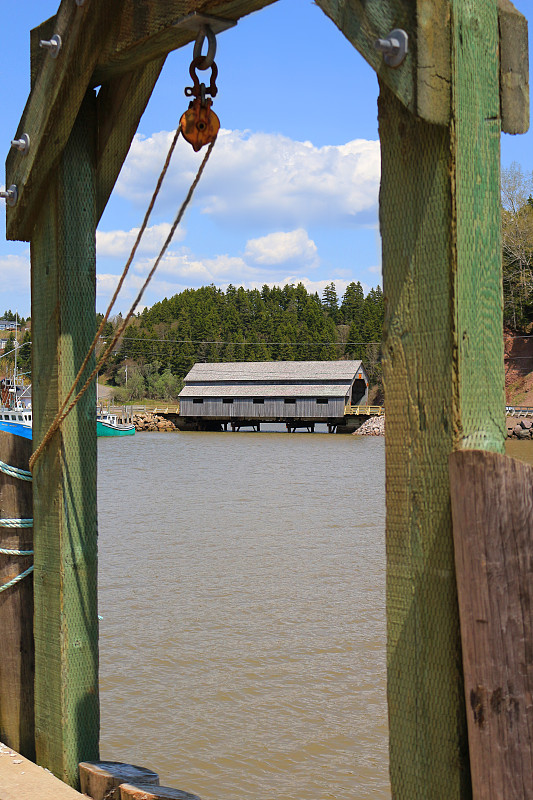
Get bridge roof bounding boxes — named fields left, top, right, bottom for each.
left=180, top=383, right=353, bottom=398
left=183, top=360, right=364, bottom=383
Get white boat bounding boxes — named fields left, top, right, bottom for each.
left=96, top=411, right=135, bottom=437
left=0, top=316, right=33, bottom=440
left=0, top=379, right=32, bottom=440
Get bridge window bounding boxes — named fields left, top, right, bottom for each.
left=284, top=399, right=296, bottom=405
left=316, top=399, right=329, bottom=405
left=222, top=398, right=234, bottom=404
left=253, top=398, right=264, bottom=404
left=193, top=398, right=204, bottom=404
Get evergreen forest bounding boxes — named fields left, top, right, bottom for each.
left=98, top=281, right=384, bottom=402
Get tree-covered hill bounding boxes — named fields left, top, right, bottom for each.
left=100, top=282, right=384, bottom=402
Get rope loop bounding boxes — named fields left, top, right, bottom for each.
left=0, top=547, right=33, bottom=556
left=0, top=519, right=34, bottom=528
left=0, top=460, right=32, bottom=482
left=0, top=565, right=34, bottom=593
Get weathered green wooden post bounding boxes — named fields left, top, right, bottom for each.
left=380, top=2, right=528, bottom=796
left=30, top=90, right=100, bottom=786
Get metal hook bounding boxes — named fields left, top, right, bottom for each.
left=192, top=25, right=217, bottom=70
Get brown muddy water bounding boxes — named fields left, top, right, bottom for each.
left=97, top=431, right=533, bottom=800
left=98, top=429, right=388, bottom=800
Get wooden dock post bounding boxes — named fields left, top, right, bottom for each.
left=379, top=1, right=508, bottom=797
left=30, top=90, right=99, bottom=786
left=450, top=450, right=533, bottom=800
left=0, top=432, right=34, bottom=759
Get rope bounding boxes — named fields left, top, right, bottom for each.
left=0, top=566, right=34, bottom=594
left=28, top=126, right=182, bottom=472
left=0, top=460, right=32, bottom=482
left=0, top=519, right=33, bottom=528
left=30, top=134, right=217, bottom=472
left=1, top=544, right=34, bottom=594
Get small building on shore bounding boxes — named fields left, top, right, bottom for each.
left=178, top=360, right=368, bottom=428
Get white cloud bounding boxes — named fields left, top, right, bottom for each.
left=116, top=129, right=380, bottom=229
left=96, top=223, right=182, bottom=259
left=244, top=229, right=318, bottom=267
left=0, top=253, right=30, bottom=294
left=132, top=250, right=262, bottom=284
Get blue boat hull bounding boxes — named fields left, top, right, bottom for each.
left=0, top=419, right=135, bottom=440
left=0, top=420, right=32, bottom=440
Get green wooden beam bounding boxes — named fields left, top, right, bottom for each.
left=31, top=90, right=99, bottom=788
left=498, top=0, right=529, bottom=134
left=92, top=0, right=277, bottom=86
left=96, top=57, right=166, bottom=223
left=380, top=0, right=505, bottom=796
left=5, top=0, right=121, bottom=242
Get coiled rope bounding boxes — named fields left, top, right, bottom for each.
left=0, top=519, right=33, bottom=528
left=0, top=459, right=33, bottom=593
left=29, top=131, right=217, bottom=472
left=0, top=459, right=32, bottom=481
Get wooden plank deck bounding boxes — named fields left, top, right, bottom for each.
left=0, top=743, right=85, bottom=800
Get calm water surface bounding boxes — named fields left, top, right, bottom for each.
left=98, top=430, right=388, bottom=800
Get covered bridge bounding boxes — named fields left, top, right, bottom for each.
left=178, top=360, right=369, bottom=431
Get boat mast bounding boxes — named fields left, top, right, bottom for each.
left=14, top=312, right=17, bottom=390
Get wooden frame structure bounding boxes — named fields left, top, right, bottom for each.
left=3, top=0, right=530, bottom=796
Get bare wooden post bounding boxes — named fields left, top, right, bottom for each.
left=450, top=450, right=533, bottom=800
left=0, top=431, right=34, bottom=759
left=379, top=0, right=505, bottom=796
left=30, top=90, right=99, bottom=786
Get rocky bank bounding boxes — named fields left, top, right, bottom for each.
left=133, top=412, right=178, bottom=432
left=507, top=416, right=533, bottom=440
left=353, top=415, right=385, bottom=436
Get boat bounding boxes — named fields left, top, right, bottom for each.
left=96, top=411, right=136, bottom=437
left=0, top=396, right=136, bottom=440
left=0, top=389, right=32, bottom=440
left=1, top=320, right=135, bottom=439
left=0, top=315, right=33, bottom=439
left=96, top=382, right=135, bottom=436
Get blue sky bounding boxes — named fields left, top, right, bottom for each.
left=1, top=0, right=531, bottom=317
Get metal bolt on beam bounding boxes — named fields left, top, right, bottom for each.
left=374, top=29, right=408, bottom=68
left=11, top=134, right=30, bottom=155
left=0, top=185, right=18, bottom=207
left=39, top=34, right=62, bottom=58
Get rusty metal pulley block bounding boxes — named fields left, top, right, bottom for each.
left=180, top=31, right=221, bottom=151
